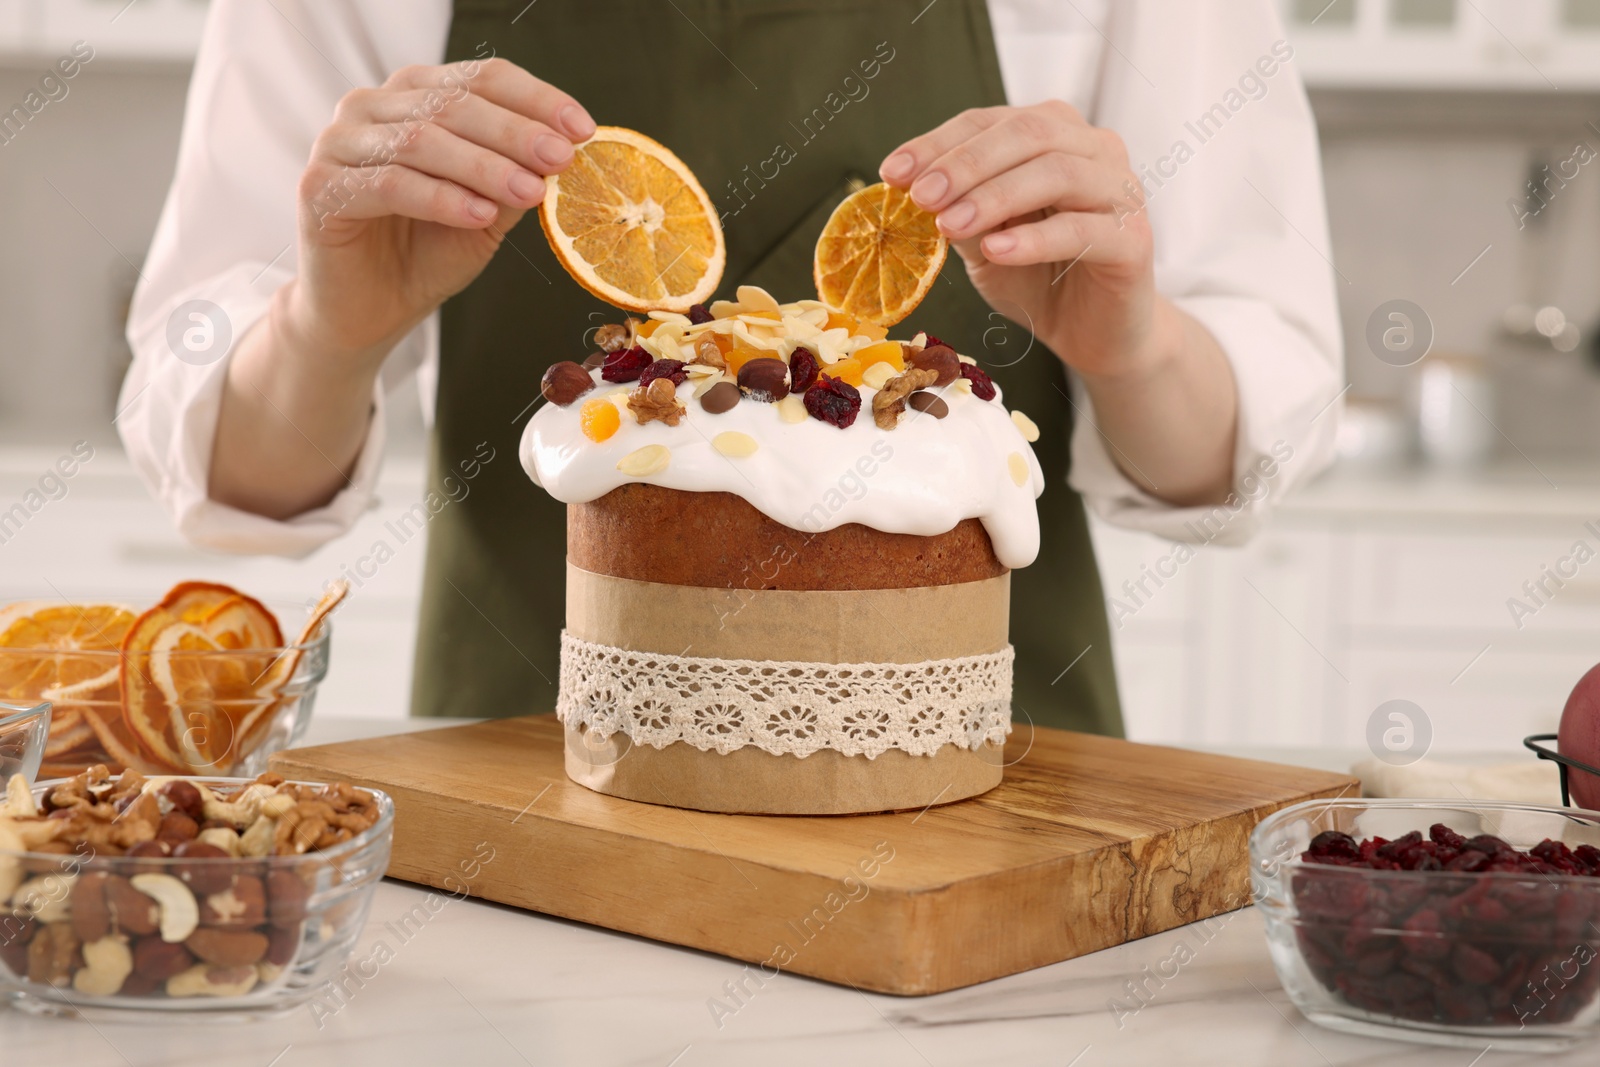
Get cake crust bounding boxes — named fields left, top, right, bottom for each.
left=568, top=484, right=1006, bottom=590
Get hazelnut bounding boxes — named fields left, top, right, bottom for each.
left=157, top=811, right=200, bottom=844
left=131, top=935, right=194, bottom=982
left=200, top=875, right=266, bottom=928
left=185, top=928, right=269, bottom=968
left=69, top=871, right=112, bottom=943
left=106, top=875, right=161, bottom=937
left=119, top=970, right=163, bottom=997
left=171, top=841, right=234, bottom=895
left=159, top=780, right=205, bottom=822
left=736, top=357, right=790, bottom=403
left=906, top=344, right=960, bottom=386
left=540, top=361, right=596, bottom=406
left=26, top=922, right=79, bottom=985
left=266, top=870, right=311, bottom=928
left=593, top=323, right=630, bottom=353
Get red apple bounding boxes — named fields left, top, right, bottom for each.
left=1558, top=662, right=1600, bottom=809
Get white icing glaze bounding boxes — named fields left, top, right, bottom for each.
left=521, top=367, right=1045, bottom=569
left=523, top=291, right=1043, bottom=567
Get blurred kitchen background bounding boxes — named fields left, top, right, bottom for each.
left=3, top=0, right=1600, bottom=752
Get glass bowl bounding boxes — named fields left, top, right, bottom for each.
left=1252, top=798, right=1600, bottom=1051
left=0, top=703, right=52, bottom=783
left=0, top=775, right=392, bottom=1020
left=0, top=620, right=329, bottom=779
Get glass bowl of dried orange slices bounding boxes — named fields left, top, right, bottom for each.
left=0, top=580, right=347, bottom=779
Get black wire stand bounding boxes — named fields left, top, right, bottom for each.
left=1523, top=734, right=1600, bottom=809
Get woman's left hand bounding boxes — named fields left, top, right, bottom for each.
left=879, top=100, right=1166, bottom=383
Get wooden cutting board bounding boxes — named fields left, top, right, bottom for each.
left=270, top=715, right=1356, bottom=995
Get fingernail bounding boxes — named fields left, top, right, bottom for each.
left=939, top=201, right=976, bottom=232
left=880, top=152, right=914, bottom=182
left=909, top=170, right=948, bottom=207
left=559, top=104, right=595, bottom=140
left=465, top=196, right=497, bottom=221
left=984, top=232, right=1017, bottom=256
left=508, top=170, right=544, bottom=202
left=533, top=134, right=572, bottom=167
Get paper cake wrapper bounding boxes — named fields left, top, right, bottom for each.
left=564, top=563, right=1010, bottom=814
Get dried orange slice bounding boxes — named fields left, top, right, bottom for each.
left=119, top=581, right=285, bottom=772
left=0, top=602, right=134, bottom=701
left=814, top=181, right=947, bottom=326
left=538, top=126, right=724, bottom=312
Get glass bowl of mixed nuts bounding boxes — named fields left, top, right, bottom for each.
left=1252, top=798, right=1600, bottom=1051
left=0, top=764, right=392, bottom=1019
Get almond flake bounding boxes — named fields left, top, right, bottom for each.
left=692, top=374, right=733, bottom=399
left=648, top=311, right=690, bottom=325
left=1011, top=410, right=1040, bottom=443
left=711, top=431, right=759, bottom=458
left=958, top=353, right=977, bottom=365
left=776, top=394, right=808, bottom=424
left=709, top=300, right=742, bottom=319
left=618, top=444, right=671, bottom=476
left=861, top=362, right=898, bottom=390
left=1007, top=452, right=1029, bottom=487
left=952, top=378, right=973, bottom=395
left=735, top=285, right=781, bottom=313
left=685, top=362, right=720, bottom=378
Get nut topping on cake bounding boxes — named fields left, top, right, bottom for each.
left=627, top=378, right=686, bottom=426
left=691, top=336, right=726, bottom=371
left=871, top=368, right=939, bottom=430
left=540, top=362, right=596, bottom=406
left=594, top=323, right=630, bottom=353
left=736, top=358, right=790, bottom=403
left=906, top=344, right=961, bottom=386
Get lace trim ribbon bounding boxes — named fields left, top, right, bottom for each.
left=556, top=631, right=1013, bottom=759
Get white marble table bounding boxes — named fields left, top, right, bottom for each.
left=1, top=723, right=1586, bottom=1066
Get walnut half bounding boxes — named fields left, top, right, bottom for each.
left=871, top=368, right=939, bottom=430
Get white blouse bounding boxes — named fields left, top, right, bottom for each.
left=118, top=0, right=1342, bottom=558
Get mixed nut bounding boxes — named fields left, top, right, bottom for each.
left=0, top=766, right=381, bottom=1001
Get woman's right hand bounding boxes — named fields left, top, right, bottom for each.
left=288, top=57, right=595, bottom=363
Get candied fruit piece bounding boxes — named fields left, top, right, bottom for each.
left=789, top=347, right=820, bottom=393
left=822, top=357, right=864, bottom=387
left=580, top=397, right=621, bottom=442
left=639, top=359, right=687, bottom=387
left=854, top=340, right=905, bottom=373
left=724, top=344, right=767, bottom=377
left=635, top=319, right=663, bottom=338
left=601, top=346, right=652, bottom=383
left=804, top=376, right=861, bottom=429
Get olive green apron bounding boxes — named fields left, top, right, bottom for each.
left=423, top=0, right=1123, bottom=736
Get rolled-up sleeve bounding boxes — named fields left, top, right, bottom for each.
left=117, top=0, right=449, bottom=558
left=1067, top=0, right=1344, bottom=545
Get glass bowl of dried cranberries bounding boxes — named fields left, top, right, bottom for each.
left=1252, top=798, right=1600, bottom=1051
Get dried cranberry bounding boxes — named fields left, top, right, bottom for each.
left=804, top=376, right=861, bottom=428
left=922, top=334, right=949, bottom=350
left=789, top=347, right=820, bottom=393
left=688, top=303, right=714, bottom=325
left=1306, top=830, right=1361, bottom=863
left=601, top=345, right=652, bottom=383
left=639, top=359, right=687, bottom=388
left=960, top=362, right=996, bottom=401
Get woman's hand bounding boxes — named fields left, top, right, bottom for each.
left=880, top=101, right=1239, bottom=506
left=213, top=58, right=594, bottom=520
left=880, top=100, right=1161, bottom=381
left=290, top=57, right=595, bottom=363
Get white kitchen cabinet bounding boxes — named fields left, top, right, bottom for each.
left=1281, top=0, right=1600, bottom=91
left=1095, top=465, right=1600, bottom=753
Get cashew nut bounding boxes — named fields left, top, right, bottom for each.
left=11, top=873, right=76, bottom=924
left=259, top=793, right=295, bottom=819
left=166, top=962, right=259, bottom=998
left=129, top=873, right=199, bottom=942
left=1, top=774, right=36, bottom=817
left=72, top=935, right=133, bottom=996
left=202, top=784, right=278, bottom=829
left=197, top=827, right=243, bottom=857
left=237, top=815, right=276, bottom=859
left=0, top=822, right=24, bottom=902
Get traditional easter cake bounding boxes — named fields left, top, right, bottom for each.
left=524, top=130, right=1043, bottom=813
